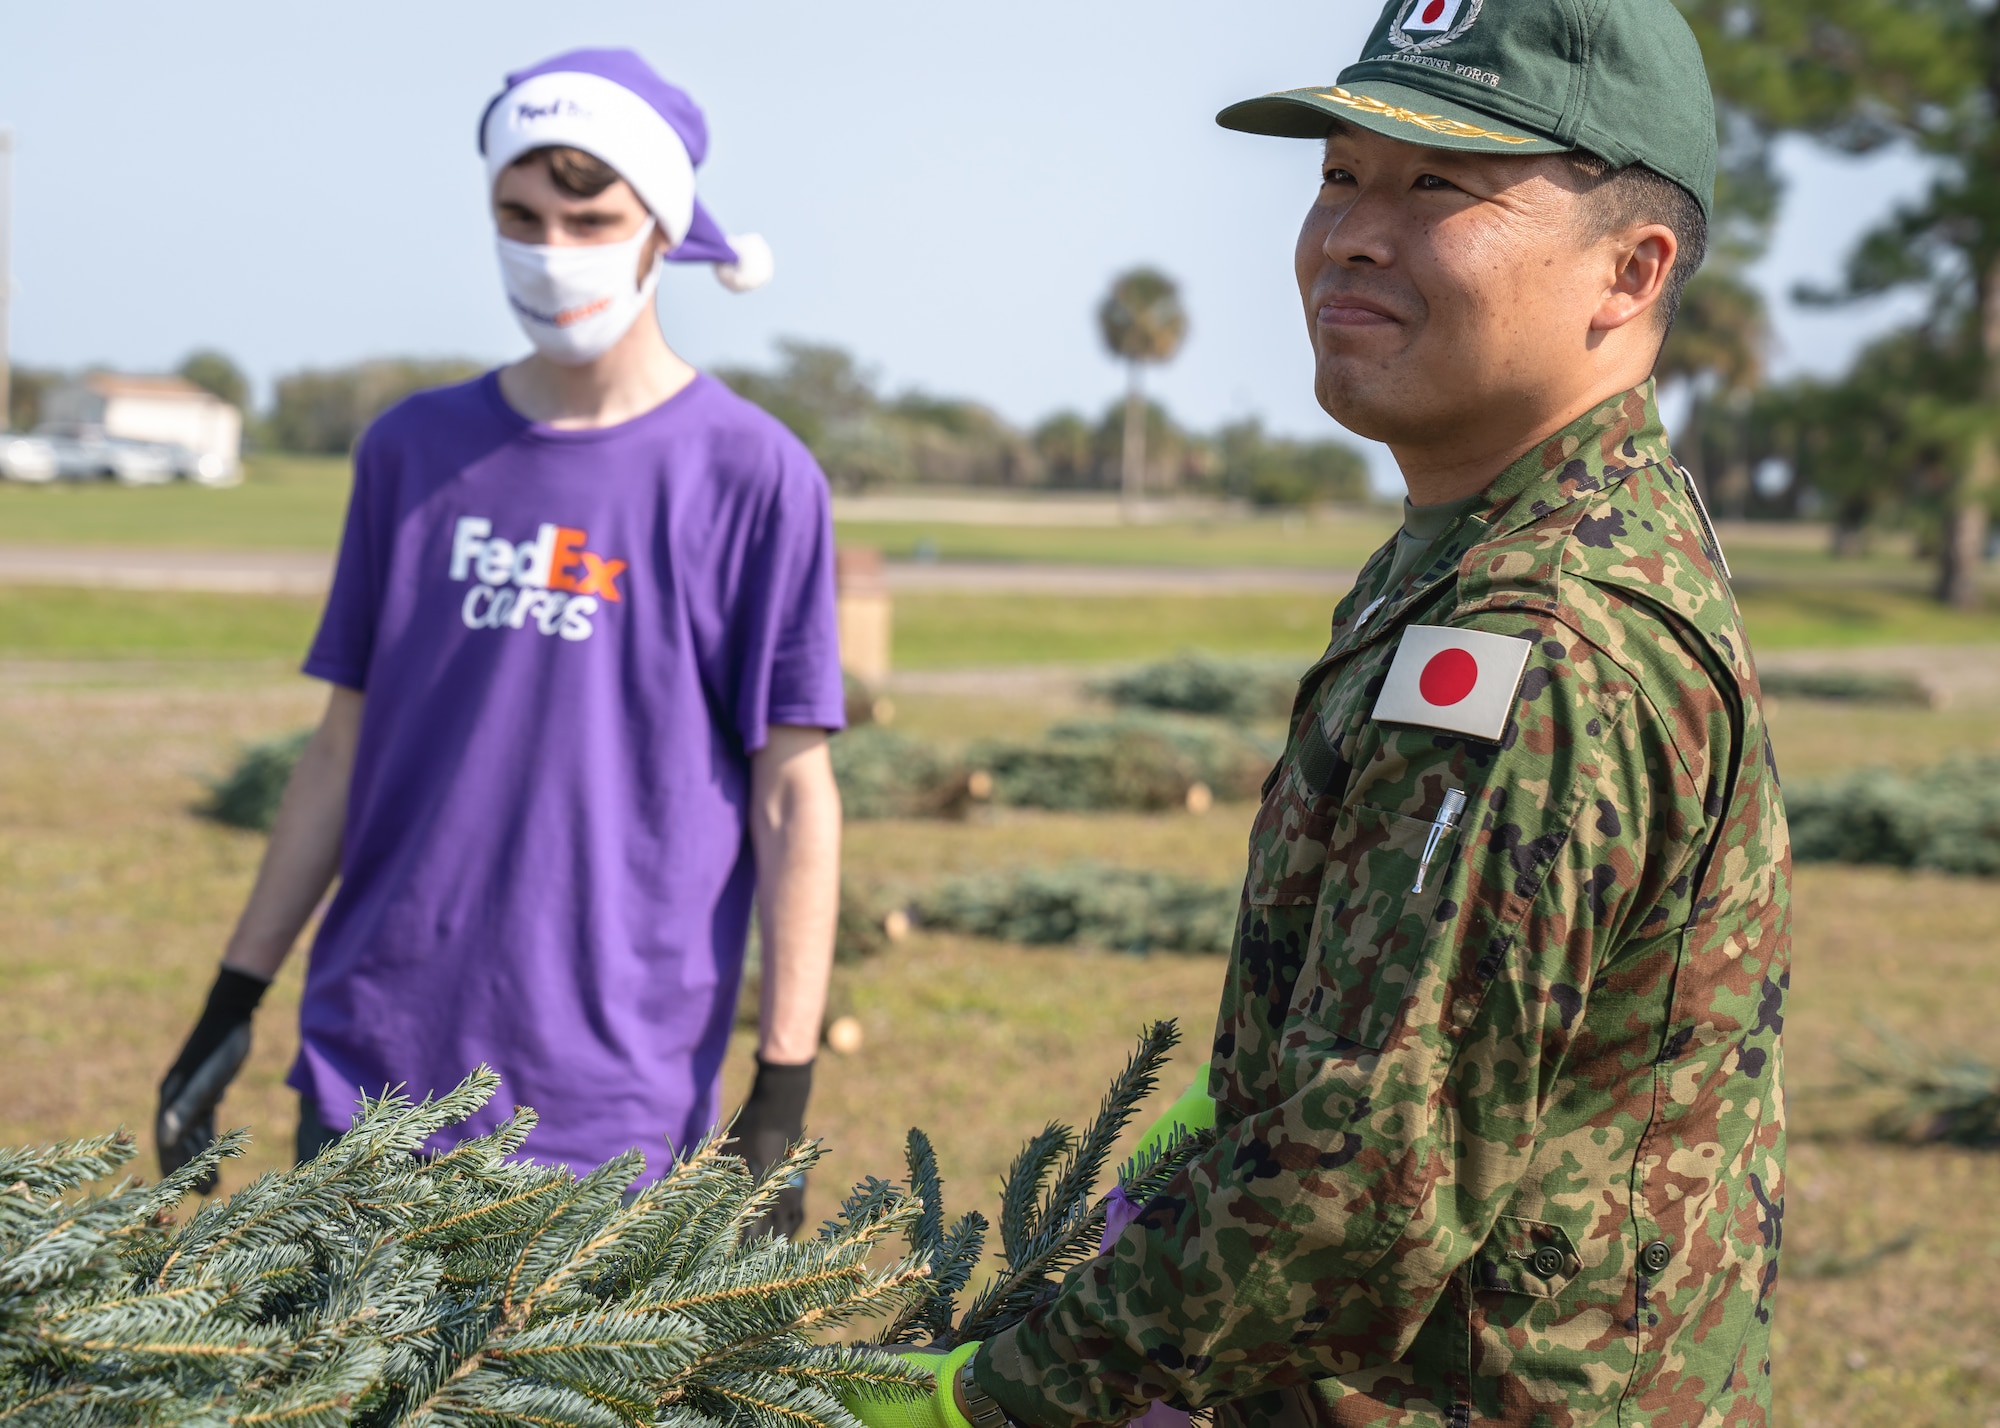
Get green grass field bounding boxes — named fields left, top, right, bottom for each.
left=0, top=587, right=323, bottom=660
left=4, top=474, right=2000, bottom=1424
left=1734, top=581, right=2000, bottom=647
left=6, top=460, right=1996, bottom=661
left=833, top=514, right=1400, bottom=570
left=0, top=455, right=354, bottom=549
left=0, top=459, right=1397, bottom=566
left=2, top=665, right=1997, bottom=1427
left=2, top=457, right=1984, bottom=596
left=3, top=579, right=1997, bottom=667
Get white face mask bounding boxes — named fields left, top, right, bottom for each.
left=495, top=219, right=661, bottom=366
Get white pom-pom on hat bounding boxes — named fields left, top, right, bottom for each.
left=715, top=233, right=774, bottom=293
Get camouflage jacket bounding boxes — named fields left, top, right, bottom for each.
left=976, top=384, right=1790, bottom=1427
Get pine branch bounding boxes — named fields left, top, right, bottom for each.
left=952, top=1021, right=1181, bottom=1344
left=918, top=1213, right=987, bottom=1345
left=1033, top=1020, right=1181, bottom=1244
left=901, top=1131, right=944, bottom=1265
left=694, top=1371, right=860, bottom=1428
left=0, top=1131, right=136, bottom=1199
left=993, top=1126, right=1069, bottom=1264
left=878, top=1131, right=987, bottom=1346
left=757, top=1343, right=935, bottom=1397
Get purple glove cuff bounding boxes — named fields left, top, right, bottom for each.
left=1095, top=1185, right=1190, bottom=1428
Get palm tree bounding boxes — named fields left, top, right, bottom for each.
left=1097, top=267, right=1188, bottom=508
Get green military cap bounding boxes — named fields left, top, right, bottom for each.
left=1216, top=0, right=1717, bottom=217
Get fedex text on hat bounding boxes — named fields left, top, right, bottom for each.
left=516, top=98, right=588, bottom=124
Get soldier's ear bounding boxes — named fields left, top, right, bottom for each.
left=1590, top=223, right=1676, bottom=335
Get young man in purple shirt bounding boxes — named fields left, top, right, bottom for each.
left=157, top=50, right=843, bottom=1228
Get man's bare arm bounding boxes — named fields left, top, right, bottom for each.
left=748, top=725, right=842, bottom=1064
left=221, top=685, right=364, bottom=980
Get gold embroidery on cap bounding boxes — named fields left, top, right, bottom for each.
left=1309, top=86, right=1535, bottom=144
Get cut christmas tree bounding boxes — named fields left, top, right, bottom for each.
left=0, top=1026, right=1209, bottom=1424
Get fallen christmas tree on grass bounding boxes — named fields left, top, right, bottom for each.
left=0, top=1027, right=1209, bottom=1424
left=1840, top=1027, right=2000, bottom=1148
left=208, top=715, right=1275, bottom=832
left=1756, top=668, right=1934, bottom=706
left=915, top=865, right=1239, bottom=955
left=829, top=730, right=987, bottom=821
left=1092, top=651, right=1300, bottom=722
left=1787, top=756, right=2000, bottom=877
left=200, top=730, right=311, bottom=831
left=828, top=718, right=1272, bottom=822
left=969, top=716, right=1274, bottom=814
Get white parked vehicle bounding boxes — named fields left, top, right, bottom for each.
left=47, top=435, right=118, bottom=481
left=40, top=433, right=184, bottom=484
left=106, top=440, right=181, bottom=485
left=11, top=420, right=239, bottom=487
left=182, top=447, right=242, bottom=487
left=0, top=433, right=60, bottom=483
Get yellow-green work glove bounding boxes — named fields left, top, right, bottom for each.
left=1124, top=1076, right=1216, bottom=1178
left=845, top=1341, right=979, bottom=1428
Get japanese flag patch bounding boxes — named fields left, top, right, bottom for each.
left=1371, top=624, right=1534, bottom=742
left=1403, top=0, right=1468, bottom=31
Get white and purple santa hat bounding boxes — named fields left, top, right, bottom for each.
left=478, top=48, right=773, bottom=293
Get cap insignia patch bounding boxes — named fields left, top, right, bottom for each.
left=1390, top=0, right=1486, bottom=51
left=1310, top=86, right=1533, bottom=144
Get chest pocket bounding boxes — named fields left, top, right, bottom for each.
left=1244, top=760, right=1340, bottom=906
left=1244, top=646, right=1395, bottom=905
left=1288, top=801, right=1460, bottom=1050
left=1244, top=695, right=1359, bottom=905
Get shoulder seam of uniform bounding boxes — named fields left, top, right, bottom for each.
left=1541, top=589, right=1711, bottom=787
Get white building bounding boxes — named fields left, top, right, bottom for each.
left=41, top=373, right=242, bottom=481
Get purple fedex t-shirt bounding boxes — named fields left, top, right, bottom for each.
left=292, top=371, right=844, bottom=1179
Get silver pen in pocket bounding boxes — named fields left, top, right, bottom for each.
left=1411, top=788, right=1468, bottom=895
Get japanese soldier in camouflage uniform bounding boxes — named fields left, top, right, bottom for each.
left=853, top=0, right=1790, bottom=1423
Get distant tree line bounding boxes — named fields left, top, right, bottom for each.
left=262, top=358, right=486, bottom=453
left=6, top=366, right=62, bottom=432
left=9, top=342, right=1368, bottom=507
left=714, top=340, right=1371, bottom=506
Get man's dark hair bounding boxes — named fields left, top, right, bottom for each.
left=1566, top=153, right=1707, bottom=334
left=510, top=145, right=622, bottom=200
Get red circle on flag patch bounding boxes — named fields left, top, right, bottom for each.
left=1421, top=0, right=1446, bottom=20
left=1419, top=648, right=1478, bottom=706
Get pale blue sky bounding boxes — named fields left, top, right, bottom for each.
left=1, top=2, right=1932, bottom=492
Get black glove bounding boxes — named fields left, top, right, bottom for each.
left=731, top=1058, right=813, bottom=1239
left=157, top=967, right=269, bottom=1192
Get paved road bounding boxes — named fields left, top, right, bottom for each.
left=1756, top=644, right=2000, bottom=709
left=0, top=544, right=334, bottom=595
left=882, top=561, right=1355, bottom=594
left=0, top=543, right=1356, bottom=597
left=889, top=644, right=2000, bottom=707
left=828, top=493, right=1283, bottom=526
left=6, top=541, right=1996, bottom=704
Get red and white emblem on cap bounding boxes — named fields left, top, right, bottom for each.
left=1371, top=624, right=1533, bottom=742
left=1403, top=0, right=1467, bottom=31
left=1392, top=0, right=1484, bottom=48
